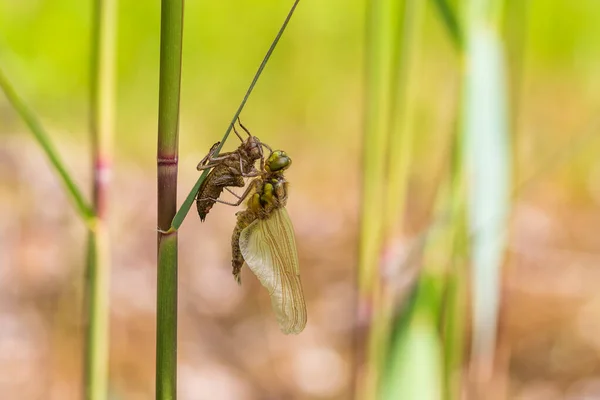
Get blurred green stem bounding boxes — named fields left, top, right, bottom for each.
left=355, top=0, right=397, bottom=396
left=156, top=0, right=184, bottom=398
left=0, top=68, right=94, bottom=224
left=170, top=0, right=301, bottom=231
left=431, top=0, right=464, bottom=49
left=357, top=0, right=425, bottom=398
left=84, top=0, right=117, bottom=398
left=384, top=0, right=424, bottom=242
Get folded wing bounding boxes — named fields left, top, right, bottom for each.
left=239, top=208, right=307, bottom=334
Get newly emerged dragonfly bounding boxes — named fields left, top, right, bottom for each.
left=199, top=148, right=307, bottom=334
left=234, top=151, right=307, bottom=334
left=195, top=119, right=271, bottom=221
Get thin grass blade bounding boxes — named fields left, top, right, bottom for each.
left=0, top=68, right=94, bottom=223
left=171, top=0, right=301, bottom=231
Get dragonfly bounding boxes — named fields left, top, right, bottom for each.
left=195, top=118, right=271, bottom=221
left=198, top=147, right=307, bottom=334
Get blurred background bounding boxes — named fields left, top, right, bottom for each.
left=1, top=0, right=600, bottom=399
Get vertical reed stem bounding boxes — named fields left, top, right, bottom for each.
left=356, top=0, right=424, bottom=398
left=85, top=0, right=116, bottom=398
left=156, top=0, right=184, bottom=398
left=355, top=0, right=399, bottom=397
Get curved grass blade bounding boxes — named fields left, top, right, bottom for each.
left=170, top=0, right=301, bottom=231
left=0, top=68, right=94, bottom=224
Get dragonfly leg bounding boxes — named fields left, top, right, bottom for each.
left=237, top=117, right=252, bottom=137
left=260, top=142, right=273, bottom=154
left=237, top=156, right=262, bottom=177
left=236, top=118, right=271, bottom=172
left=213, top=179, right=259, bottom=205
left=196, top=153, right=238, bottom=171
left=197, top=141, right=222, bottom=166
left=232, top=122, right=244, bottom=142
left=241, top=169, right=261, bottom=178
left=196, top=197, right=243, bottom=207
left=197, top=177, right=259, bottom=206
left=224, top=187, right=243, bottom=199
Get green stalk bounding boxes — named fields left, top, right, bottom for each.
left=384, top=0, right=425, bottom=250
left=355, top=0, right=398, bottom=396
left=85, top=0, right=117, bottom=398
left=442, top=118, right=467, bottom=400
left=156, top=0, right=184, bottom=398
left=357, top=0, right=425, bottom=398
left=169, top=0, right=301, bottom=231
left=428, top=2, right=467, bottom=397
left=0, top=68, right=94, bottom=224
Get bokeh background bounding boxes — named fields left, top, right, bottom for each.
left=1, top=0, right=600, bottom=399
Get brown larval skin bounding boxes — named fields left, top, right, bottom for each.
left=195, top=137, right=262, bottom=222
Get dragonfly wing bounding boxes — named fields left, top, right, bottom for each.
left=239, top=208, right=307, bottom=334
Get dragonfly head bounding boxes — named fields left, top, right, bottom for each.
left=266, top=150, right=292, bottom=172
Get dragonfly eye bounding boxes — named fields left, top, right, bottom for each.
left=266, top=150, right=292, bottom=172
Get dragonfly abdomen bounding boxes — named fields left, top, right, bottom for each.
left=231, top=209, right=256, bottom=283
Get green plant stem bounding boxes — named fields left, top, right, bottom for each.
left=431, top=0, right=464, bottom=50
left=355, top=0, right=401, bottom=397
left=156, top=233, right=178, bottom=399
left=438, top=115, right=467, bottom=400
left=84, top=0, right=116, bottom=398
left=0, top=68, right=94, bottom=224
left=84, top=224, right=111, bottom=399
left=156, top=0, right=184, bottom=398
left=356, top=0, right=425, bottom=398
left=384, top=0, right=424, bottom=246
left=169, top=0, right=301, bottom=231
